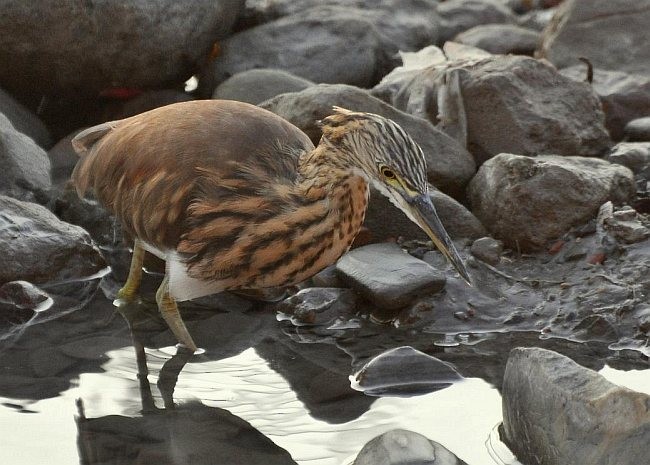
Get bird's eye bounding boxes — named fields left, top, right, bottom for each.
left=381, top=166, right=396, bottom=179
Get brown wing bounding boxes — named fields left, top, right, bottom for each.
left=71, top=99, right=315, bottom=250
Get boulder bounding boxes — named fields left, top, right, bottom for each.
left=453, top=24, right=540, bottom=56
left=0, top=0, right=244, bottom=97
left=560, top=66, right=650, bottom=141
left=0, top=87, right=52, bottom=148
left=606, top=142, right=650, bottom=174
left=260, top=84, right=476, bottom=197
left=502, top=347, right=650, bottom=465
left=0, top=195, right=106, bottom=284
left=538, top=0, right=650, bottom=76
left=213, top=69, right=314, bottom=105
left=437, top=0, right=517, bottom=43
left=336, top=243, right=447, bottom=310
left=469, top=236, right=503, bottom=265
left=276, top=288, right=357, bottom=327
left=0, top=113, right=51, bottom=203
left=624, top=117, right=650, bottom=143
left=468, top=154, right=635, bottom=250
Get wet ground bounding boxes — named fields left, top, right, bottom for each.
left=1, top=235, right=650, bottom=465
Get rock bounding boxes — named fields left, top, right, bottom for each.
left=364, top=186, right=487, bottom=241
left=0, top=87, right=51, bottom=148
left=354, top=429, right=467, bottom=465
left=470, top=237, right=503, bottom=265
left=506, top=0, right=562, bottom=14
left=373, top=52, right=611, bottom=164
left=260, top=84, right=476, bottom=197
left=310, top=265, right=345, bottom=288
left=277, top=288, right=357, bottom=327
left=624, top=117, right=650, bottom=142
left=336, top=243, right=447, bottom=310
left=48, top=130, right=82, bottom=186
left=598, top=201, right=650, bottom=244
left=607, top=143, right=650, bottom=174
left=352, top=346, right=462, bottom=396
left=453, top=24, right=540, bottom=56
left=538, top=0, right=650, bottom=76
left=517, top=6, right=558, bottom=31
left=213, top=69, right=314, bottom=105
left=502, top=347, right=650, bottom=465
left=437, top=0, right=517, bottom=43
left=199, top=7, right=383, bottom=95
left=0, top=281, right=51, bottom=312
left=468, top=154, right=635, bottom=251
left=0, top=195, right=106, bottom=284
left=0, top=0, right=244, bottom=97
left=560, top=66, right=650, bottom=140
left=102, top=90, right=193, bottom=121
left=0, top=113, right=51, bottom=203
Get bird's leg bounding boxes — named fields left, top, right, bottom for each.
left=117, top=239, right=146, bottom=301
left=155, top=275, right=198, bottom=352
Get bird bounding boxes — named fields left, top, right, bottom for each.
left=72, top=100, right=470, bottom=352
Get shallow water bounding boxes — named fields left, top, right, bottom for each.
left=1, top=277, right=649, bottom=465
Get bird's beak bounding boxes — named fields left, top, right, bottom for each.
left=407, top=194, right=472, bottom=285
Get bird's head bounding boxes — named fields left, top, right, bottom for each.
left=318, top=107, right=471, bottom=284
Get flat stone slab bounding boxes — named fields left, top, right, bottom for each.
left=336, top=243, right=446, bottom=310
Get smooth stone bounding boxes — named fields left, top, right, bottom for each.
left=336, top=243, right=447, bottom=310
left=0, top=0, right=243, bottom=97
left=624, top=117, right=650, bottom=142
left=0, top=281, right=50, bottom=311
left=0, top=195, right=106, bottom=284
left=213, top=69, right=314, bottom=105
left=353, top=346, right=462, bottom=396
left=560, top=66, right=650, bottom=140
left=470, top=237, right=503, bottom=265
left=468, top=154, right=635, bottom=251
left=354, top=429, right=467, bottom=465
left=502, top=347, right=650, bottom=465
left=260, top=83, right=476, bottom=198
left=48, top=129, right=82, bottom=186
left=0, top=87, right=52, bottom=148
left=437, top=0, right=517, bottom=43
left=277, top=288, right=357, bottom=326
left=310, top=265, right=345, bottom=288
left=537, top=0, right=650, bottom=76
left=606, top=142, right=650, bottom=174
left=0, top=112, right=51, bottom=203
left=453, top=24, right=540, bottom=56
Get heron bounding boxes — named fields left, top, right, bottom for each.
left=72, top=100, right=470, bottom=352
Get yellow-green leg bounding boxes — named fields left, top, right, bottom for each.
left=117, top=239, right=146, bottom=301
left=156, top=274, right=198, bottom=352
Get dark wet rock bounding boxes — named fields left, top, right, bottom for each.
left=310, top=265, right=345, bottom=288
left=0, top=113, right=51, bottom=203
left=538, top=0, right=650, bottom=76
left=353, top=429, right=467, bottom=465
left=0, top=87, right=52, bottom=148
left=468, top=154, right=636, bottom=251
left=191, top=291, right=254, bottom=313
left=0, top=0, right=243, bottom=97
left=58, top=336, right=129, bottom=361
left=213, top=69, right=314, bottom=105
left=200, top=7, right=383, bottom=95
left=0, top=281, right=50, bottom=311
left=598, top=202, right=650, bottom=244
left=29, top=347, right=78, bottom=378
left=502, top=347, right=650, bottom=465
left=505, top=0, right=563, bottom=14
left=0, top=195, right=106, bottom=284
left=606, top=143, right=650, bottom=174
left=260, top=84, right=476, bottom=197
left=48, top=129, right=82, bottom=186
left=437, top=0, right=517, bottom=44
left=353, top=346, right=462, bottom=396
left=560, top=66, right=650, bottom=141
left=373, top=52, right=611, bottom=164
left=336, top=243, right=447, bottom=311
left=102, top=89, right=193, bottom=121
left=624, top=117, right=650, bottom=143
left=453, top=24, right=540, bottom=56
left=277, top=288, right=357, bottom=326
left=470, top=237, right=503, bottom=265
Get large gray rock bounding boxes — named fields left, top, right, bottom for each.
left=624, top=117, right=650, bottom=143
left=437, top=0, right=517, bottom=43
left=538, top=0, right=650, bottom=76
left=260, top=84, right=476, bottom=197
left=213, top=69, right=314, bottom=105
left=0, top=0, right=243, bottom=97
left=453, top=24, right=540, bottom=56
left=560, top=66, right=650, bottom=141
left=200, top=7, right=383, bottom=95
left=336, top=243, right=447, bottom=310
left=606, top=142, right=650, bottom=174
left=354, top=429, right=467, bottom=465
left=0, top=195, right=105, bottom=284
left=502, top=347, right=650, bottom=465
left=0, top=87, right=51, bottom=148
left=0, top=113, right=51, bottom=203
left=468, top=154, right=635, bottom=251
